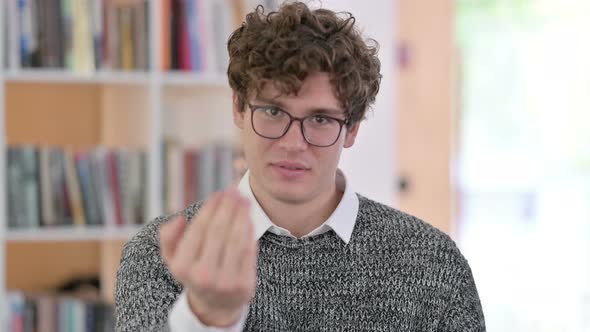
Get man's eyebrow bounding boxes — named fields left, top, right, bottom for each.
left=253, top=96, right=284, bottom=107
left=253, top=97, right=344, bottom=116
left=307, top=108, right=345, bottom=116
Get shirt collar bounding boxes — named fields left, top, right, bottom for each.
left=237, top=169, right=359, bottom=244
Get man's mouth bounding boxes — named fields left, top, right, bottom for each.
left=272, top=161, right=309, bottom=169
left=270, top=161, right=310, bottom=178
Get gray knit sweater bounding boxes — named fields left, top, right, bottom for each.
left=115, top=194, right=486, bottom=331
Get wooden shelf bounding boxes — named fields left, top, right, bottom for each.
left=5, top=225, right=142, bottom=242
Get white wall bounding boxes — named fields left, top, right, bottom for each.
left=313, top=0, right=397, bottom=206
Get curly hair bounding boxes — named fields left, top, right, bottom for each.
left=227, top=1, right=382, bottom=125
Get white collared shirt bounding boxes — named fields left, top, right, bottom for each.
left=168, top=169, right=359, bottom=332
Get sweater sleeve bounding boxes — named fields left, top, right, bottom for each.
left=114, top=219, right=182, bottom=332
left=437, top=260, right=486, bottom=332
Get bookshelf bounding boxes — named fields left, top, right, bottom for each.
left=0, top=0, right=396, bottom=330
left=0, top=0, right=244, bottom=329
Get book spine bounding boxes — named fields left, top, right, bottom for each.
left=60, top=0, right=73, bottom=69
left=186, top=0, right=202, bottom=71
left=161, top=0, right=171, bottom=70
left=134, top=1, right=147, bottom=70
left=91, top=0, right=103, bottom=70
left=118, top=5, right=134, bottom=70
left=198, top=145, right=215, bottom=200
left=39, top=147, right=56, bottom=227
left=64, top=149, right=86, bottom=226
left=76, top=151, right=100, bottom=226
left=107, top=151, right=124, bottom=226
left=6, top=147, right=21, bottom=228
left=21, top=146, right=41, bottom=228
left=6, top=0, right=21, bottom=70
left=183, top=150, right=196, bottom=206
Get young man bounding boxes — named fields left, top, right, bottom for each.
left=115, top=2, right=485, bottom=331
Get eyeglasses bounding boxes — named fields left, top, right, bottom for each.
left=248, top=103, right=350, bottom=147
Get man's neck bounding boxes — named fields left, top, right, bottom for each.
left=250, top=178, right=344, bottom=238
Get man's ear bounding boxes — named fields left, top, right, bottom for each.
left=343, top=122, right=360, bottom=148
left=232, top=92, right=244, bottom=129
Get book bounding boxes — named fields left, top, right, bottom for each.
left=215, top=142, right=235, bottom=190
left=162, top=141, right=241, bottom=213
left=60, top=0, right=73, bottom=69
left=18, top=0, right=35, bottom=67
left=73, top=0, right=95, bottom=72
left=36, top=294, right=58, bottom=332
left=183, top=149, right=197, bottom=207
left=7, top=147, right=22, bottom=228
left=5, top=0, right=149, bottom=71
left=163, top=0, right=247, bottom=73
left=134, top=0, right=148, bottom=70
left=75, top=150, right=102, bottom=226
left=118, top=5, right=135, bottom=70
left=177, top=0, right=191, bottom=70
left=64, top=149, right=86, bottom=226
left=186, top=0, right=203, bottom=71
left=48, top=148, right=72, bottom=226
left=39, top=146, right=56, bottom=227
left=91, top=0, right=104, bottom=70
left=166, top=141, right=185, bottom=213
left=6, top=145, right=148, bottom=229
left=20, top=145, right=41, bottom=228
left=198, top=144, right=216, bottom=200
left=6, top=0, right=21, bottom=69
left=7, top=292, right=25, bottom=332
left=161, top=0, right=171, bottom=70
left=210, top=0, right=232, bottom=73
left=107, top=150, right=124, bottom=226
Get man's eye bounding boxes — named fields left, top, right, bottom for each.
left=264, top=108, right=282, bottom=117
left=312, top=116, right=330, bottom=124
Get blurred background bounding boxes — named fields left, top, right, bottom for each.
left=1, top=0, right=588, bottom=331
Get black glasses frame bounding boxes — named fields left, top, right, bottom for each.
left=248, top=103, right=350, bottom=147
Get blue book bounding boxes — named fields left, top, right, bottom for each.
left=17, top=0, right=30, bottom=66
left=185, top=0, right=203, bottom=71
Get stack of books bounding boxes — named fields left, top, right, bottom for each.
left=7, top=291, right=115, bottom=332
left=162, top=141, right=245, bottom=214
left=6, top=145, right=147, bottom=229
left=3, top=0, right=149, bottom=72
left=160, top=0, right=245, bottom=73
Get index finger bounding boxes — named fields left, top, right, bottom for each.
left=160, top=215, right=187, bottom=265
left=173, top=192, right=224, bottom=268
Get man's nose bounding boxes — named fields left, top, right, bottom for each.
left=277, top=120, right=308, bottom=151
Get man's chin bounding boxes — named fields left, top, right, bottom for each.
left=269, top=187, right=312, bottom=205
